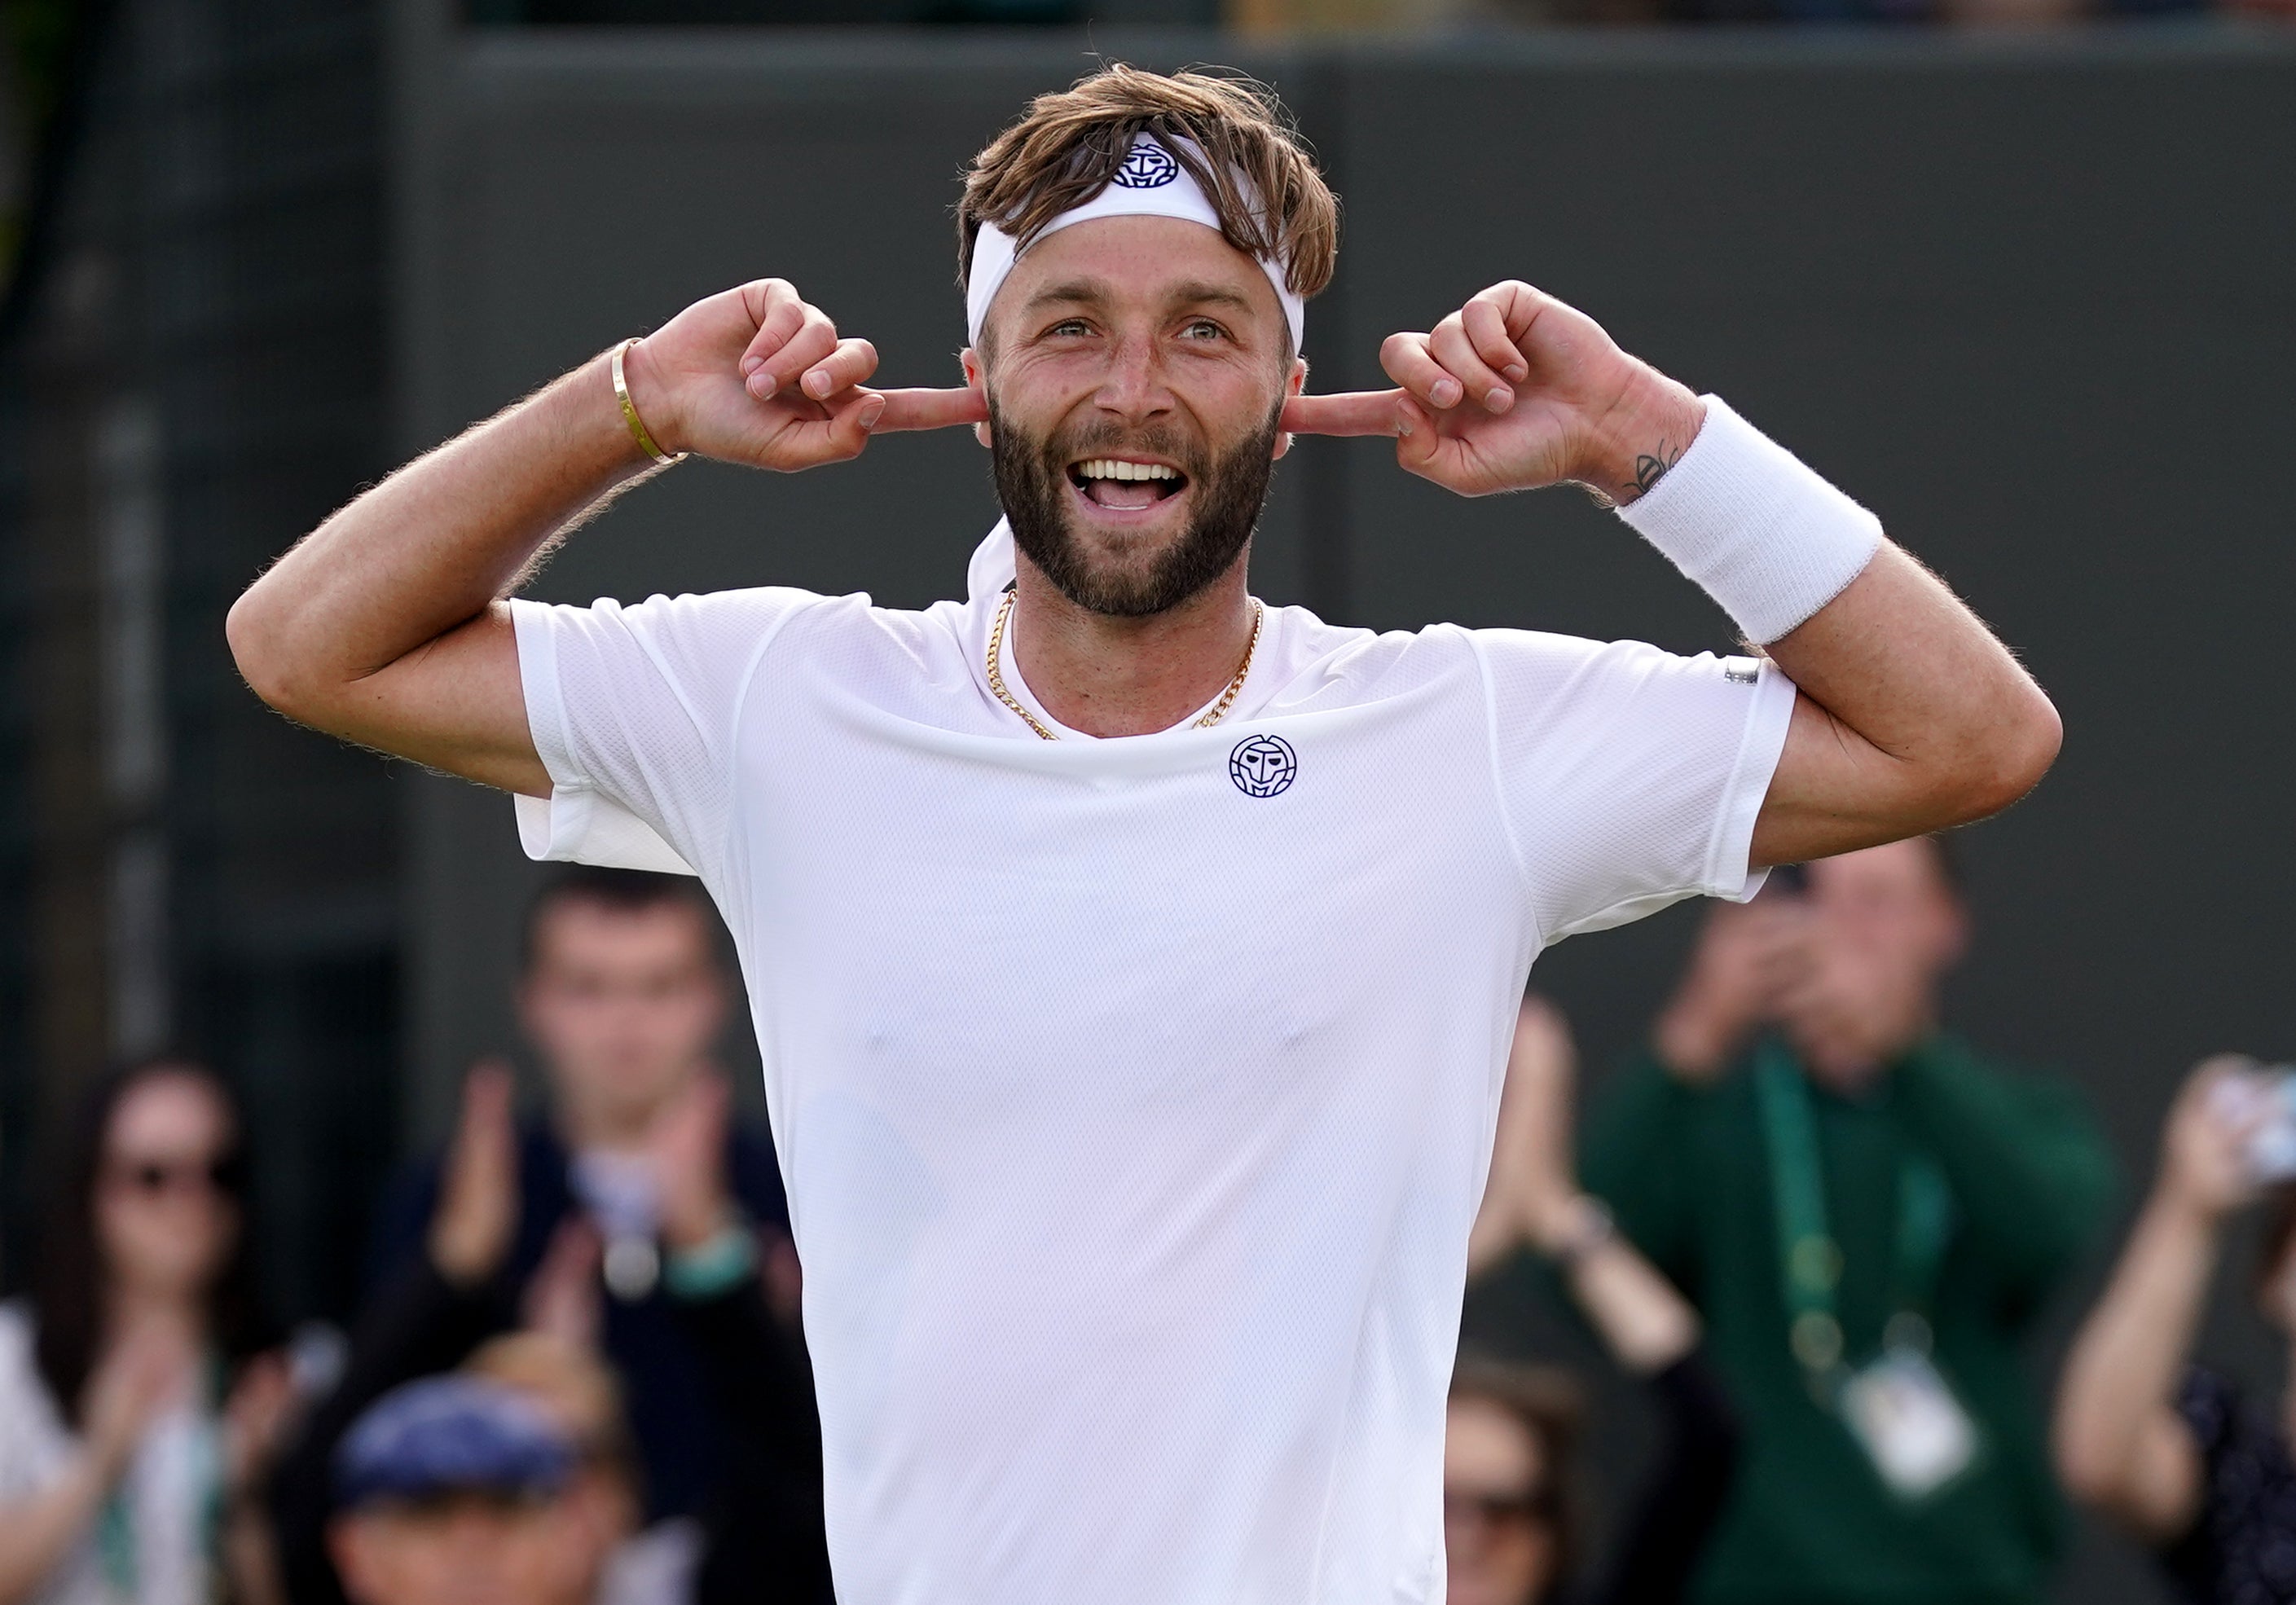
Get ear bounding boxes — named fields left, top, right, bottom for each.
left=961, top=347, right=991, bottom=450
left=1272, top=354, right=1309, bottom=463
left=330, top=1519, right=380, bottom=1603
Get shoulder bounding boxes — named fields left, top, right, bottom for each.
left=0, top=1300, right=33, bottom=1374
left=1255, top=609, right=1480, bottom=712
left=0, top=1300, right=59, bottom=1422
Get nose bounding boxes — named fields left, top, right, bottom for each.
left=1091, top=331, right=1174, bottom=428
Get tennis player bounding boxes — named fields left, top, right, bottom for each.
left=230, top=65, right=2059, bottom=1605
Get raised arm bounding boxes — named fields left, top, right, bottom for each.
left=2054, top=1057, right=2263, bottom=1545
left=1282, top=281, right=2061, bottom=867
left=1471, top=996, right=1700, bottom=1374
left=225, top=279, right=980, bottom=795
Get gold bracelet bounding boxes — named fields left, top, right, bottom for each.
left=612, top=337, right=687, bottom=466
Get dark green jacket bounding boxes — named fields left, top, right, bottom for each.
left=1582, top=1035, right=2115, bottom=1605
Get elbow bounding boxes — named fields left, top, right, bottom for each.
left=226, top=584, right=316, bottom=721
left=1932, top=686, right=2064, bottom=829
left=2052, top=1410, right=2126, bottom=1512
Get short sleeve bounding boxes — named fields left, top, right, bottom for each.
left=1471, top=629, right=1797, bottom=944
left=510, top=587, right=823, bottom=884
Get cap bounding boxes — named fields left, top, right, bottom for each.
left=334, top=1374, right=576, bottom=1511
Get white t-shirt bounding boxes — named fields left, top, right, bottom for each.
left=510, top=570, right=1795, bottom=1605
left=0, top=1304, right=215, bottom=1605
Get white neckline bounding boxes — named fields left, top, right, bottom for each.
left=989, top=593, right=1277, bottom=741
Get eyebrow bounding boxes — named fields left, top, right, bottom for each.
left=1022, top=279, right=1260, bottom=319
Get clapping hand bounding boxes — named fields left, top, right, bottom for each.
left=429, top=1059, right=520, bottom=1289
left=644, top=1072, right=740, bottom=1254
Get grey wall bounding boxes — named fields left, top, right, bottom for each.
left=392, top=22, right=2296, bottom=1601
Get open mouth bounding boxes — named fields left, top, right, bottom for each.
left=1067, top=456, right=1190, bottom=512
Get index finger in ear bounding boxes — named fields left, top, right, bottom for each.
left=869, top=387, right=989, bottom=433
left=1279, top=389, right=1406, bottom=438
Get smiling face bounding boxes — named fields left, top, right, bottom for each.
left=970, top=215, right=1303, bottom=618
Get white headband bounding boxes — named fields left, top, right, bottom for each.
left=965, top=134, right=1305, bottom=357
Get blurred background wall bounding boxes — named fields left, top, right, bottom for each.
left=0, top=2, right=2288, bottom=1598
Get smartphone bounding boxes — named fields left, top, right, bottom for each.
left=2215, top=1068, right=2296, bottom=1182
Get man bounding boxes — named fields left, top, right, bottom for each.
left=1583, top=838, right=2115, bottom=1605
left=365, top=868, right=816, bottom=1568
left=229, top=62, right=2059, bottom=1603
left=328, top=1374, right=609, bottom=1605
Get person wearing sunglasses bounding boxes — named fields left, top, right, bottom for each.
left=0, top=1058, right=294, bottom=1605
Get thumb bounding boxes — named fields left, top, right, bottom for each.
left=1392, top=397, right=1446, bottom=477
left=812, top=389, right=889, bottom=461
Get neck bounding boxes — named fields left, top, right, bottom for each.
left=107, top=1285, right=200, bottom=1342
left=558, top=1079, right=690, bottom=1153
left=1007, top=556, right=1256, bottom=738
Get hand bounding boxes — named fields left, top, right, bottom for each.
left=622, top=279, right=983, bottom=469
left=2157, top=1055, right=2268, bottom=1224
left=429, top=1060, right=520, bottom=1288
left=644, top=1073, right=737, bottom=1253
left=81, top=1320, right=194, bottom=1482
left=1279, top=282, right=1704, bottom=502
left=521, top=1218, right=604, bottom=1350
left=1652, top=897, right=1808, bottom=1084
left=220, top=1351, right=296, bottom=1500
left=1771, top=916, right=1937, bottom=1093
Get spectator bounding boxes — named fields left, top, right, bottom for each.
left=279, top=1062, right=828, bottom=1605
left=1459, top=997, right=1740, bottom=1605
left=327, top=1374, right=606, bottom=1605
left=2056, top=1055, right=2296, bottom=1603
left=0, top=1059, right=293, bottom=1605
left=367, top=868, right=805, bottom=1532
left=1582, top=837, right=2116, bottom=1605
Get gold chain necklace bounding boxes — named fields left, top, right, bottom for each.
left=987, top=588, right=1265, bottom=741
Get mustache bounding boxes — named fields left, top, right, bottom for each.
left=1036, top=421, right=1207, bottom=478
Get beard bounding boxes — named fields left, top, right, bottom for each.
left=989, top=396, right=1281, bottom=618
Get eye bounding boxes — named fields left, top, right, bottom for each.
left=1043, top=318, right=1093, bottom=339
left=1181, top=318, right=1229, bottom=341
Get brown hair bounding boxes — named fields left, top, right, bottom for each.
left=31, top=1058, right=275, bottom=1427
left=1449, top=1357, right=1589, bottom=1590
left=957, top=64, right=1339, bottom=312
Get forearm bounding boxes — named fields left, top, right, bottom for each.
left=2054, top=1188, right=2215, bottom=1497
left=1755, top=544, right=2061, bottom=859
left=1590, top=384, right=2060, bottom=861
left=0, top=1458, right=111, bottom=1603
left=1562, top=1234, right=1701, bottom=1374
left=220, top=1506, right=288, bottom=1605
left=226, top=350, right=651, bottom=771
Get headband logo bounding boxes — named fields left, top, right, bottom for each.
left=1111, top=143, right=1181, bottom=190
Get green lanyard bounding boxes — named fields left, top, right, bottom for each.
left=1755, top=1040, right=1952, bottom=1394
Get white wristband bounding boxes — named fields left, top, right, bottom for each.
left=1617, top=395, right=1883, bottom=645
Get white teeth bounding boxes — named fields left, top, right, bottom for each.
left=1076, top=459, right=1178, bottom=482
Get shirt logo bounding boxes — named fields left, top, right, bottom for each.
left=1112, top=143, right=1181, bottom=190
left=1229, top=734, right=1297, bottom=798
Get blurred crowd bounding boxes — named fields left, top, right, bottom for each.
left=4, top=846, right=2296, bottom=1605
left=473, top=1, right=2296, bottom=33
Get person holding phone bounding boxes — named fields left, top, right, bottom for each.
left=1581, top=836, right=2116, bottom=1605
left=2056, top=1056, right=2296, bottom=1604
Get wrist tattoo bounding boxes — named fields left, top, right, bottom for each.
left=1623, top=439, right=1682, bottom=503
